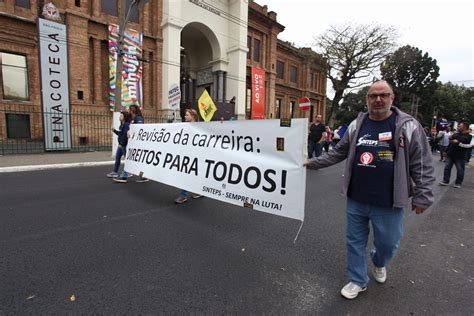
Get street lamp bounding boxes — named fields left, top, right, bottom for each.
left=112, top=0, right=150, bottom=156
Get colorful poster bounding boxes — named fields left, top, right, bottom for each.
left=251, top=67, right=265, bottom=119
left=109, top=24, right=143, bottom=111
left=124, top=119, right=308, bottom=221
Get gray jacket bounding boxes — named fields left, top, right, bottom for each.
left=307, top=107, right=435, bottom=209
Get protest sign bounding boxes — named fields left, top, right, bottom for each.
left=198, top=90, right=217, bottom=122
left=168, top=83, right=181, bottom=109
left=124, top=119, right=307, bottom=221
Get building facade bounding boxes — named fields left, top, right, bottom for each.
left=0, top=0, right=326, bottom=151
left=247, top=0, right=327, bottom=121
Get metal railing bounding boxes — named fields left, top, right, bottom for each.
left=0, top=108, right=177, bottom=155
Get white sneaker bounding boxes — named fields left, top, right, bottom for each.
left=373, top=266, right=387, bottom=283
left=341, top=282, right=367, bottom=299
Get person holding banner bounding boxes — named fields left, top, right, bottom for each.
left=107, top=111, right=131, bottom=178
left=174, top=108, right=202, bottom=204
left=114, top=104, right=149, bottom=183
left=305, top=80, right=435, bottom=300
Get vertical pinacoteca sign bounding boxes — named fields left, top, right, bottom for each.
left=108, top=24, right=143, bottom=111
left=251, top=67, right=265, bottom=119
left=38, top=18, right=72, bottom=151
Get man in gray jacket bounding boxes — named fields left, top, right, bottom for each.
left=305, top=80, right=435, bottom=299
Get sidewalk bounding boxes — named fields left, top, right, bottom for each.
left=0, top=151, right=114, bottom=173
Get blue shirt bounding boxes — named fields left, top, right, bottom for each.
left=348, top=112, right=397, bottom=207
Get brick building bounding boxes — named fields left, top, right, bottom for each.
left=0, top=0, right=326, bottom=152
left=247, top=0, right=327, bottom=121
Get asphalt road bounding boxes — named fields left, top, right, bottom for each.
left=1, top=159, right=473, bottom=314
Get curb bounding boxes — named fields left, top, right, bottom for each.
left=0, top=161, right=114, bottom=173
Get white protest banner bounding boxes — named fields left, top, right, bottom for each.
left=124, top=119, right=307, bottom=221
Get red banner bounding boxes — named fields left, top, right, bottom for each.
left=251, top=67, right=265, bottom=119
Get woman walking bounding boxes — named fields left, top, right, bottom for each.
left=174, top=109, right=202, bottom=204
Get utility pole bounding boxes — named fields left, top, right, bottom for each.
left=112, top=0, right=150, bottom=156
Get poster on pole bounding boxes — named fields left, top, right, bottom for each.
left=108, top=24, right=143, bottom=111
left=38, top=18, right=72, bottom=151
left=251, top=67, right=265, bottom=119
left=168, top=83, right=181, bottom=109
left=124, top=119, right=307, bottom=221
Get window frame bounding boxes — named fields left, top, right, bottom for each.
left=126, top=0, right=139, bottom=23
left=102, top=0, right=118, bottom=16
left=289, top=65, right=298, bottom=83
left=276, top=60, right=284, bottom=80
left=253, top=38, right=261, bottom=62
left=15, top=0, right=30, bottom=9
left=247, top=36, right=252, bottom=60
left=0, top=52, right=30, bottom=101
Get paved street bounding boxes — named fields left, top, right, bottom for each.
left=0, top=159, right=473, bottom=314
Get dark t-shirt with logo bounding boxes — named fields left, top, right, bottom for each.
left=348, top=112, right=397, bottom=207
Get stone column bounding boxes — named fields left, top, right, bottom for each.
left=227, top=0, right=248, bottom=120
left=161, top=16, right=183, bottom=111
left=212, top=70, right=226, bottom=102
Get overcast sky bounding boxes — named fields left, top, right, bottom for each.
left=264, top=0, right=474, bottom=91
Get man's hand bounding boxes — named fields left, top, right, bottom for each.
left=303, top=159, right=309, bottom=167
left=412, top=204, right=427, bottom=214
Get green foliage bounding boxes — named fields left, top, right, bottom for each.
left=334, top=87, right=369, bottom=126
left=422, top=82, right=474, bottom=125
left=381, top=45, right=439, bottom=105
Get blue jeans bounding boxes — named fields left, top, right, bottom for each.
left=443, top=157, right=466, bottom=185
left=346, top=198, right=404, bottom=287
left=180, top=190, right=189, bottom=197
left=308, top=141, right=323, bottom=158
left=113, top=145, right=126, bottom=173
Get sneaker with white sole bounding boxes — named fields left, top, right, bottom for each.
left=106, top=172, right=118, bottom=178
left=113, top=177, right=128, bottom=183
left=453, top=184, right=461, bottom=189
left=438, top=181, right=449, bottom=186
left=341, top=282, right=367, bottom=299
left=191, top=193, right=202, bottom=199
left=373, top=266, right=387, bottom=283
left=135, top=177, right=149, bottom=183
left=174, top=196, right=188, bottom=204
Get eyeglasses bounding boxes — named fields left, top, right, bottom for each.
left=367, top=93, right=392, bottom=100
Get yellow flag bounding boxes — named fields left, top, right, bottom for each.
left=198, top=90, right=217, bottom=122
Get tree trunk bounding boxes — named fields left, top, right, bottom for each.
left=327, top=89, right=344, bottom=127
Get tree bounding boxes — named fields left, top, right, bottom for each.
left=424, top=82, right=474, bottom=126
left=380, top=45, right=439, bottom=118
left=315, top=23, right=397, bottom=126
left=334, top=86, right=369, bottom=126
